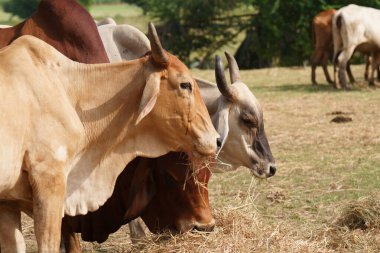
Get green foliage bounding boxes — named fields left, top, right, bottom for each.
left=124, top=0, right=251, bottom=67
left=2, top=0, right=93, bottom=19
left=124, top=0, right=380, bottom=68
left=3, top=0, right=38, bottom=19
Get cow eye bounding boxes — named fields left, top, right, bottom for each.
left=180, top=82, right=192, bottom=91
left=241, top=117, right=256, bottom=129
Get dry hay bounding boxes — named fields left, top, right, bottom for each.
left=334, top=194, right=380, bottom=230
left=319, top=194, right=380, bottom=252
left=127, top=206, right=332, bottom=253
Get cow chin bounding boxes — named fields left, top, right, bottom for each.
left=176, top=218, right=216, bottom=233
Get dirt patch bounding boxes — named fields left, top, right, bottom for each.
left=330, top=115, right=353, bottom=123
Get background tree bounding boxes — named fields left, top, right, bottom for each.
left=123, top=0, right=253, bottom=67
left=123, top=0, right=380, bottom=68
left=3, top=0, right=93, bottom=19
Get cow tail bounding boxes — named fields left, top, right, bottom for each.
left=336, top=14, right=343, bottom=30
left=333, top=14, right=343, bottom=64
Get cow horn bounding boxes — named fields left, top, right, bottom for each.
left=148, top=22, right=169, bottom=66
left=225, top=51, right=241, bottom=83
left=215, top=55, right=235, bottom=101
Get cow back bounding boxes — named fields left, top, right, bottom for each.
left=0, top=0, right=109, bottom=63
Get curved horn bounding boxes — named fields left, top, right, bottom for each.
left=148, top=22, right=169, bottom=66
left=225, top=51, right=241, bottom=83
left=215, top=55, right=235, bottom=101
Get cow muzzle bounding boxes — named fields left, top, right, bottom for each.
left=177, top=218, right=216, bottom=233
left=193, top=132, right=219, bottom=157
left=251, top=162, right=276, bottom=179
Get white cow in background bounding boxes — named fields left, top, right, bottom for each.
left=333, top=4, right=380, bottom=89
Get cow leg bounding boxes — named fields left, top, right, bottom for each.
left=364, top=54, right=371, bottom=81
left=310, top=49, right=322, bottom=85
left=28, top=162, right=66, bottom=253
left=311, top=48, right=323, bottom=85
left=0, top=205, right=26, bottom=253
left=346, top=61, right=355, bottom=84
left=129, top=218, right=150, bottom=243
left=322, top=52, right=333, bottom=84
left=336, top=46, right=355, bottom=89
left=368, top=52, right=380, bottom=87
left=60, top=220, right=81, bottom=253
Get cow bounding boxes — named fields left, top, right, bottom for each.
left=0, top=2, right=218, bottom=251
left=333, top=4, right=380, bottom=89
left=61, top=22, right=276, bottom=249
left=61, top=151, right=214, bottom=251
left=311, top=9, right=336, bottom=85
left=0, top=0, right=109, bottom=64
left=310, top=9, right=377, bottom=86
left=0, top=21, right=218, bottom=253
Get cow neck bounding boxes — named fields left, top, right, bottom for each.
left=65, top=59, right=146, bottom=148
left=63, top=58, right=174, bottom=216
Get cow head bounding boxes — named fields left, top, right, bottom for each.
left=141, top=152, right=214, bottom=233
left=135, top=23, right=219, bottom=158
left=213, top=52, right=276, bottom=178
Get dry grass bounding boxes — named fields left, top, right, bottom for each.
left=21, top=64, right=380, bottom=252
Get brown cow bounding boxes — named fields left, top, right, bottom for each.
left=0, top=1, right=218, bottom=251
left=0, top=20, right=218, bottom=251
left=311, top=9, right=338, bottom=85
left=0, top=0, right=109, bottom=64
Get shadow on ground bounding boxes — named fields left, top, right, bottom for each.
left=254, top=83, right=374, bottom=94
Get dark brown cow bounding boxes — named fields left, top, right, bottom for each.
left=141, top=153, right=214, bottom=233
left=0, top=0, right=109, bottom=63
left=62, top=153, right=213, bottom=252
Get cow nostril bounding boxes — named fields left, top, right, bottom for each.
left=216, top=138, right=222, bottom=148
left=269, top=165, right=276, bottom=176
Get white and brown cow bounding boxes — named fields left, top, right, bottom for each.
left=333, top=4, right=380, bottom=89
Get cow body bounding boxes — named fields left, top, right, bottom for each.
left=0, top=30, right=217, bottom=252
left=333, top=4, right=380, bottom=88
left=0, top=0, right=109, bottom=64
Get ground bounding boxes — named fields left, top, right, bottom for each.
left=22, top=64, right=380, bottom=252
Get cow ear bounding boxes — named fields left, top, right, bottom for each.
left=135, top=73, right=160, bottom=125
left=212, top=102, right=230, bottom=155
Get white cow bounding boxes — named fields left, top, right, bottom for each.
left=333, top=4, right=380, bottom=89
